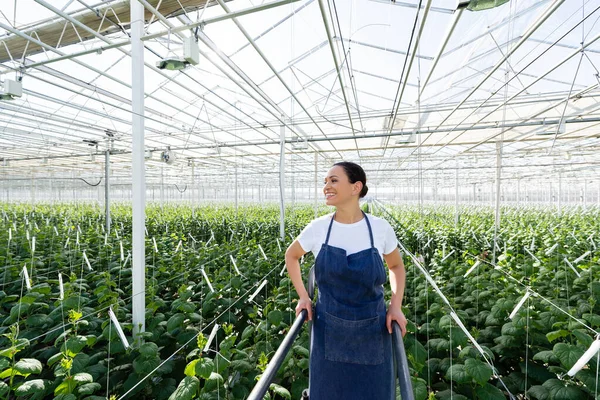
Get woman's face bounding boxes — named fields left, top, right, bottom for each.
left=323, top=166, right=361, bottom=207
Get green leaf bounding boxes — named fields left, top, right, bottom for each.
left=196, top=357, right=214, bottom=379
left=436, top=390, right=468, bottom=400
left=203, top=372, right=224, bottom=392
left=230, top=360, right=253, bottom=372
left=0, top=368, right=20, bottom=379
left=270, top=383, right=290, bottom=399
left=167, top=313, right=186, bottom=333
left=411, top=377, right=428, bottom=400
left=575, top=369, right=598, bottom=391
left=527, top=385, right=549, bottom=400
left=139, top=342, right=159, bottom=357
left=53, top=394, right=76, bottom=400
left=533, top=350, right=559, bottom=364
left=55, top=377, right=77, bottom=395
left=542, top=379, right=586, bottom=400
left=268, top=310, right=283, bottom=326
left=73, top=372, right=93, bottom=383
left=15, top=379, right=45, bottom=396
left=61, top=336, right=87, bottom=357
left=184, top=359, right=199, bottom=377
left=14, top=358, right=43, bottom=375
left=0, top=382, right=8, bottom=397
left=553, top=343, right=585, bottom=370
left=168, top=376, right=199, bottom=400
left=0, top=357, right=9, bottom=370
left=572, top=330, right=594, bottom=347
left=582, top=313, right=600, bottom=327
left=0, top=338, right=30, bottom=359
left=406, top=339, right=427, bottom=372
left=474, top=383, right=505, bottom=400
left=445, top=364, right=470, bottom=384
left=464, top=358, right=492, bottom=386
left=546, top=330, right=570, bottom=343
left=48, top=352, right=65, bottom=367
left=76, top=382, right=101, bottom=395
left=71, top=353, right=90, bottom=374
left=292, top=345, right=309, bottom=358
left=241, top=325, right=255, bottom=341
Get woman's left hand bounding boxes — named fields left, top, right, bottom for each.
left=386, top=308, right=407, bottom=337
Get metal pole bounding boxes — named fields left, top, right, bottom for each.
left=314, top=151, right=318, bottom=219
left=455, top=164, right=459, bottom=226
left=131, top=0, right=145, bottom=338
left=558, top=172, right=562, bottom=213
left=105, top=149, right=111, bottom=234
left=235, top=165, right=238, bottom=214
left=247, top=310, right=308, bottom=400
left=191, top=162, right=195, bottom=217
left=160, top=167, right=164, bottom=209
left=279, top=120, right=285, bottom=241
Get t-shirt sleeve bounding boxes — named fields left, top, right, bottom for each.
left=296, top=221, right=315, bottom=254
left=382, top=220, right=399, bottom=255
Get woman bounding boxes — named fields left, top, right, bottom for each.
left=285, top=161, right=407, bottom=400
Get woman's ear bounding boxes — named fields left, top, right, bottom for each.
left=353, top=181, right=363, bottom=196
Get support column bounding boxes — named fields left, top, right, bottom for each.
left=235, top=165, right=238, bottom=215
left=454, top=164, right=459, bottom=226
left=131, top=0, right=146, bottom=337
left=558, top=172, right=562, bottom=213
left=191, top=162, right=195, bottom=217
left=314, top=151, right=318, bottom=219
left=160, top=167, right=164, bottom=209
left=493, top=140, right=502, bottom=262
left=105, top=150, right=111, bottom=233
left=279, top=120, right=285, bottom=240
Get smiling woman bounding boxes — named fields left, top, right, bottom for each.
left=285, top=161, right=407, bottom=400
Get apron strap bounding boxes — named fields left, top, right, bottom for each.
left=324, top=213, right=336, bottom=245
left=362, top=211, right=375, bottom=249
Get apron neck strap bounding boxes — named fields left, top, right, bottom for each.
left=362, top=211, right=375, bottom=248
left=325, top=211, right=375, bottom=249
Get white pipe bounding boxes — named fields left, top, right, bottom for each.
left=22, top=265, right=31, bottom=290
left=574, top=251, right=591, bottom=264
left=567, top=338, right=600, bottom=376
left=83, top=251, right=93, bottom=271
left=58, top=273, right=64, bottom=301
left=258, top=244, right=268, bottom=261
left=204, top=324, right=220, bottom=352
left=420, top=6, right=465, bottom=96
left=131, top=0, right=146, bottom=337
left=108, top=307, right=130, bottom=349
left=201, top=269, right=215, bottom=293
left=390, top=0, right=433, bottom=130
left=464, top=260, right=481, bottom=278
left=564, top=258, right=581, bottom=278
left=230, top=255, right=241, bottom=276
left=248, top=279, right=268, bottom=303
left=509, top=291, right=531, bottom=320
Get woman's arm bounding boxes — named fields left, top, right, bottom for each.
left=384, top=248, right=407, bottom=336
left=285, top=240, right=313, bottom=321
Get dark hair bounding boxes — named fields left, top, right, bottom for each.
left=333, top=161, right=368, bottom=198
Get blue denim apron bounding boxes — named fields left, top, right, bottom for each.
left=309, top=212, right=394, bottom=399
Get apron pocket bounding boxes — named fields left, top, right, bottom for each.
left=323, top=311, right=384, bottom=365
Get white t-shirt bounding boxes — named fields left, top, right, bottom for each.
left=297, top=213, right=399, bottom=259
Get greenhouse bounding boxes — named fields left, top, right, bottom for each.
left=0, top=0, right=599, bottom=398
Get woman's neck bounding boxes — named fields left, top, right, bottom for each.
left=334, top=204, right=364, bottom=224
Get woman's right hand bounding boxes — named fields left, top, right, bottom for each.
left=296, top=296, right=313, bottom=322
